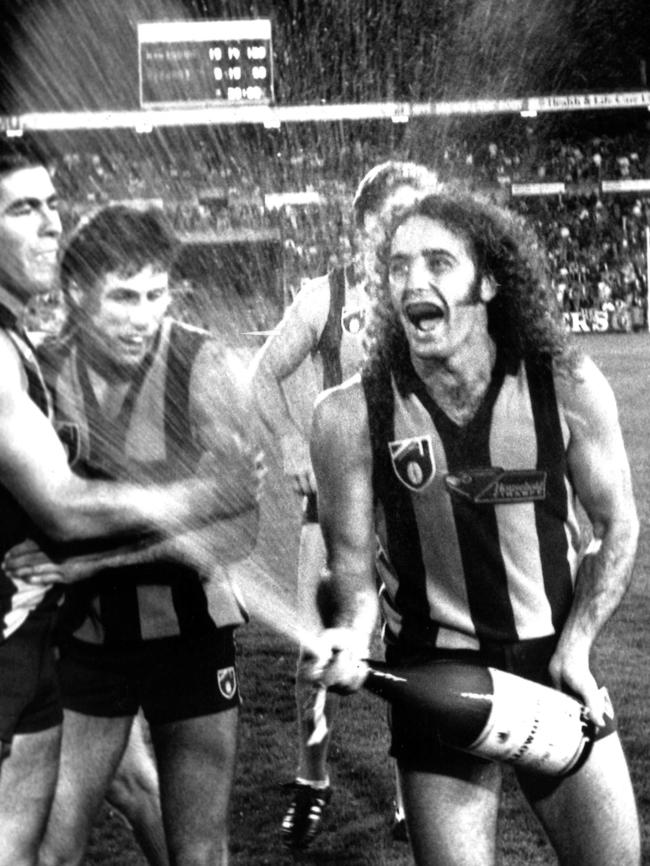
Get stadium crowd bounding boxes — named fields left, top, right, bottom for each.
left=44, top=123, right=650, bottom=333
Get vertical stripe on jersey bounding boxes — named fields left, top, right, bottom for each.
left=488, top=368, right=554, bottom=637
left=317, top=266, right=345, bottom=389
left=0, top=313, right=57, bottom=640
left=56, top=322, right=220, bottom=643
left=169, top=573, right=217, bottom=635
left=525, top=360, right=574, bottom=632
left=362, top=367, right=435, bottom=648
left=162, top=326, right=205, bottom=473
left=137, top=585, right=177, bottom=640
left=100, top=580, right=142, bottom=642
left=410, top=358, right=519, bottom=643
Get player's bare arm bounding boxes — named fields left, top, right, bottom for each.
left=251, top=278, right=329, bottom=494
left=0, top=332, right=233, bottom=543
left=305, top=377, right=378, bottom=692
left=3, top=339, right=264, bottom=587
left=190, top=339, right=265, bottom=513
left=4, top=511, right=258, bottom=586
left=550, top=354, right=639, bottom=721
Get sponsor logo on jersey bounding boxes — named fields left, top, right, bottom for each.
left=341, top=305, right=366, bottom=335
left=445, top=468, right=547, bottom=503
left=217, top=666, right=237, bottom=700
left=389, top=436, right=435, bottom=491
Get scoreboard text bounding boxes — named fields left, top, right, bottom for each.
left=138, top=19, right=274, bottom=108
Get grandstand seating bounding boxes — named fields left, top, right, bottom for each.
left=44, top=124, right=649, bottom=330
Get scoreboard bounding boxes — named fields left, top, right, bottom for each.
left=138, top=19, right=274, bottom=109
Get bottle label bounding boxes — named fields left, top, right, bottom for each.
left=466, top=667, right=590, bottom=774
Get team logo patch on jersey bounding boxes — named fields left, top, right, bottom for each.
left=445, top=467, right=547, bottom=504
left=217, top=666, right=237, bottom=700
left=56, top=422, right=81, bottom=467
left=341, top=306, right=366, bottom=335
left=389, top=436, right=435, bottom=491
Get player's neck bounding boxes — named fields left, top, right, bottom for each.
left=84, top=363, right=131, bottom=419
left=76, top=336, right=137, bottom=417
left=414, top=335, right=497, bottom=427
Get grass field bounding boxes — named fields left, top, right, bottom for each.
left=86, top=331, right=650, bottom=865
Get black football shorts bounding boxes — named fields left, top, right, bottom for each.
left=0, top=608, right=62, bottom=743
left=58, top=627, right=240, bottom=725
left=386, top=635, right=616, bottom=775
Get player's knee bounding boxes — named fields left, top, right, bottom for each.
left=106, top=764, right=159, bottom=817
left=0, top=839, right=38, bottom=866
left=167, top=832, right=228, bottom=866
left=38, top=839, right=85, bottom=866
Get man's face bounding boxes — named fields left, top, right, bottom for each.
left=388, top=214, right=495, bottom=361
left=0, top=166, right=61, bottom=300
left=82, top=265, right=170, bottom=370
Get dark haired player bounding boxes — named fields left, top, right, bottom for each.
left=6, top=202, right=260, bottom=866
left=0, top=142, right=248, bottom=865
left=252, top=161, right=438, bottom=847
left=305, top=189, right=640, bottom=865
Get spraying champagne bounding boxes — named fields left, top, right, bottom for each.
left=362, top=658, right=595, bottom=776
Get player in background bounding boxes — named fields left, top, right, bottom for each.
left=0, top=139, right=247, bottom=866
left=305, top=188, right=640, bottom=865
left=251, top=161, right=438, bottom=849
left=4, top=202, right=261, bottom=866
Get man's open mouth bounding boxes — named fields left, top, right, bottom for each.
left=120, top=336, right=146, bottom=351
left=405, top=301, right=445, bottom=331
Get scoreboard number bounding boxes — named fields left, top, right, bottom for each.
left=138, top=19, right=274, bottom=108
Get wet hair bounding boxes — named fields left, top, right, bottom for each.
left=59, top=203, right=178, bottom=299
left=364, top=185, right=578, bottom=380
left=0, top=136, right=48, bottom=178
left=351, top=160, right=438, bottom=229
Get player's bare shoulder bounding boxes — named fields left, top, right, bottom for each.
left=189, top=331, right=255, bottom=444
left=553, top=352, right=619, bottom=440
left=287, top=274, right=331, bottom=333
left=0, top=329, right=28, bottom=405
left=312, top=374, right=370, bottom=464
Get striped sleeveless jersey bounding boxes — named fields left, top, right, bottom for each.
left=315, top=264, right=366, bottom=390
left=42, top=318, right=245, bottom=645
left=362, top=350, right=582, bottom=654
left=0, top=306, right=60, bottom=640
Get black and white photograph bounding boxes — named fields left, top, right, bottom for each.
left=0, top=1, right=648, bottom=863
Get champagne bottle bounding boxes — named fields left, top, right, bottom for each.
left=363, top=659, right=595, bottom=776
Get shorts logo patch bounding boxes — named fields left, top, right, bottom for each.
left=445, top=467, right=547, bottom=504
left=341, top=305, right=366, bottom=335
left=389, top=436, right=435, bottom=492
left=217, top=666, right=237, bottom=700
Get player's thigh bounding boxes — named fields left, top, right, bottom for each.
left=40, top=711, right=134, bottom=865
left=151, top=708, right=238, bottom=839
left=0, top=724, right=61, bottom=866
left=520, top=731, right=640, bottom=866
left=107, top=713, right=159, bottom=813
left=296, top=520, right=327, bottom=631
left=400, top=757, right=502, bottom=866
